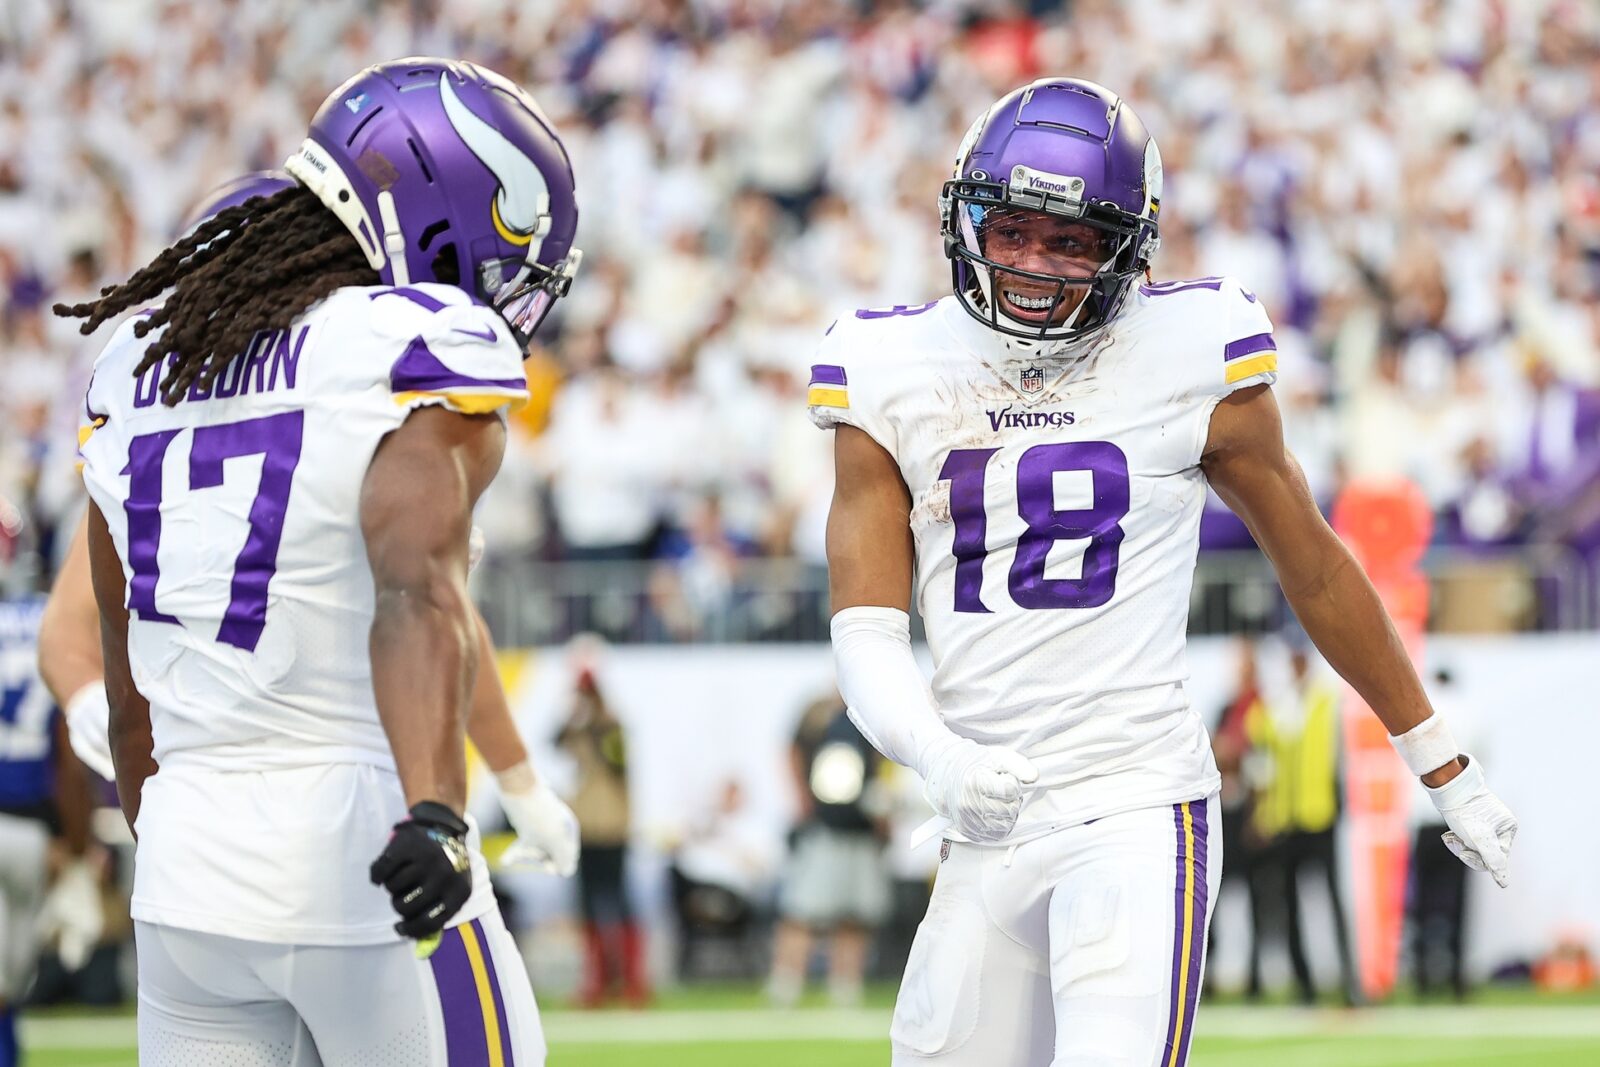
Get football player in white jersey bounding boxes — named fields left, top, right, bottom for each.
left=41, top=174, right=580, bottom=876
left=56, top=60, right=582, bottom=1065
left=813, top=78, right=1519, bottom=1066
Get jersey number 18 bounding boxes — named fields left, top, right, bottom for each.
left=939, top=442, right=1129, bottom=612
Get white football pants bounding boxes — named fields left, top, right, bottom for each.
left=891, top=794, right=1220, bottom=1067
left=135, top=913, right=544, bottom=1066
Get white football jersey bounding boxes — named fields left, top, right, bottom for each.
left=79, top=282, right=527, bottom=943
left=811, top=278, right=1278, bottom=840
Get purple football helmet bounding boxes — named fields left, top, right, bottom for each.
left=178, top=171, right=295, bottom=234
left=941, top=78, right=1162, bottom=346
left=284, top=57, right=581, bottom=346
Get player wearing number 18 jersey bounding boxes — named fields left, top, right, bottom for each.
left=816, top=78, right=1518, bottom=1065
left=61, top=58, right=580, bottom=1065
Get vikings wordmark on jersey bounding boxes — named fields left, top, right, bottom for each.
left=811, top=275, right=1275, bottom=842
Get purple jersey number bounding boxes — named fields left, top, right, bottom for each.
left=124, top=411, right=304, bottom=652
left=940, top=442, right=1130, bottom=612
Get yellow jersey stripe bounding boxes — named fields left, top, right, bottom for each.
left=807, top=385, right=850, bottom=409
left=1166, top=801, right=1198, bottom=1067
left=77, top=418, right=106, bottom=475
left=1224, top=352, right=1277, bottom=384
left=458, top=922, right=506, bottom=1067
left=393, top=389, right=529, bottom=415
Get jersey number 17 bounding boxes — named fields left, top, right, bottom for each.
left=124, top=412, right=304, bottom=653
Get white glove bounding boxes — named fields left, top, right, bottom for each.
left=41, top=859, right=104, bottom=971
left=468, top=525, right=486, bottom=573
left=920, top=737, right=1039, bottom=843
left=1425, top=755, right=1517, bottom=888
left=65, top=683, right=115, bottom=781
left=497, top=767, right=580, bottom=877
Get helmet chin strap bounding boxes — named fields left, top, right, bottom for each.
left=981, top=273, right=1102, bottom=361
left=376, top=190, right=409, bottom=286
left=964, top=217, right=1131, bottom=355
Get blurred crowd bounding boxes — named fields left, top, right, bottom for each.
left=4, top=0, right=1600, bottom=596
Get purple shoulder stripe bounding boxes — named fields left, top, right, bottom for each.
left=391, top=337, right=526, bottom=394
left=810, top=365, right=847, bottom=387
left=1140, top=277, right=1224, bottom=297
left=371, top=287, right=450, bottom=313
left=1223, top=333, right=1275, bottom=362
left=855, top=302, right=937, bottom=320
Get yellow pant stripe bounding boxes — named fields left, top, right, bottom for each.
left=458, top=923, right=506, bottom=1067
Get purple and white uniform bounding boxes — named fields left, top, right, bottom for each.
left=811, top=280, right=1275, bottom=841
left=79, top=283, right=543, bottom=1065
left=810, top=277, right=1275, bottom=1066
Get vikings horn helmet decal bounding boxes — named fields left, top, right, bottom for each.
left=286, top=57, right=580, bottom=346
left=438, top=75, right=550, bottom=253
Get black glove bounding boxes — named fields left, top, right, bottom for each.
left=369, top=801, right=473, bottom=939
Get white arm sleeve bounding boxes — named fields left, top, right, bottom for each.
left=64, top=682, right=115, bottom=781
left=830, top=606, right=958, bottom=776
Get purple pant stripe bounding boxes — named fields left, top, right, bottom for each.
left=810, top=363, right=847, bottom=386
left=1177, top=802, right=1211, bottom=1066
left=1162, top=804, right=1188, bottom=1060
left=472, top=919, right=515, bottom=1066
left=1223, top=332, right=1275, bottom=361
left=430, top=927, right=489, bottom=1066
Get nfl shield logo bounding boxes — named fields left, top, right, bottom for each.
left=939, top=840, right=951, bottom=863
left=1020, top=366, right=1044, bottom=393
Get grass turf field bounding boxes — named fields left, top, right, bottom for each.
left=21, top=985, right=1600, bottom=1065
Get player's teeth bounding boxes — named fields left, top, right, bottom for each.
left=1006, top=292, right=1052, bottom=309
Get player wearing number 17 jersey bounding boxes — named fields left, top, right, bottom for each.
left=59, top=58, right=580, bottom=1065
left=815, top=78, right=1518, bottom=1065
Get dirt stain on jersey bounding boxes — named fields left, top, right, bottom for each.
left=912, top=478, right=953, bottom=527
left=976, top=328, right=1116, bottom=411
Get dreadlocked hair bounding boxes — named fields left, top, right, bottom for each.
left=53, top=185, right=380, bottom=405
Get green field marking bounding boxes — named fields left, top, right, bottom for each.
left=550, top=1041, right=887, bottom=1066
left=27, top=1037, right=1600, bottom=1067
left=1195, top=1037, right=1600, bottom=1067
left=29, top=1054, right=137, bottom=1067
left=20, top=999, right=1600, bottom=1066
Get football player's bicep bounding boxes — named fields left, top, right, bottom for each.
left=827, top=424, right=915, bottom=614
left=1201, top=385, right=1340, bottom=591
left=360, top=407, right=506, bottom=598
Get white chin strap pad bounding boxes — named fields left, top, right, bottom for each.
left=285, top=138, right=395, bottom=278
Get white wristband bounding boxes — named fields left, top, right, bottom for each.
left=1389, top=712, right=1460, bottom=777
left=65, top=682, right=115, bottom=781
left=495, top=759, right=537, bottom=796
